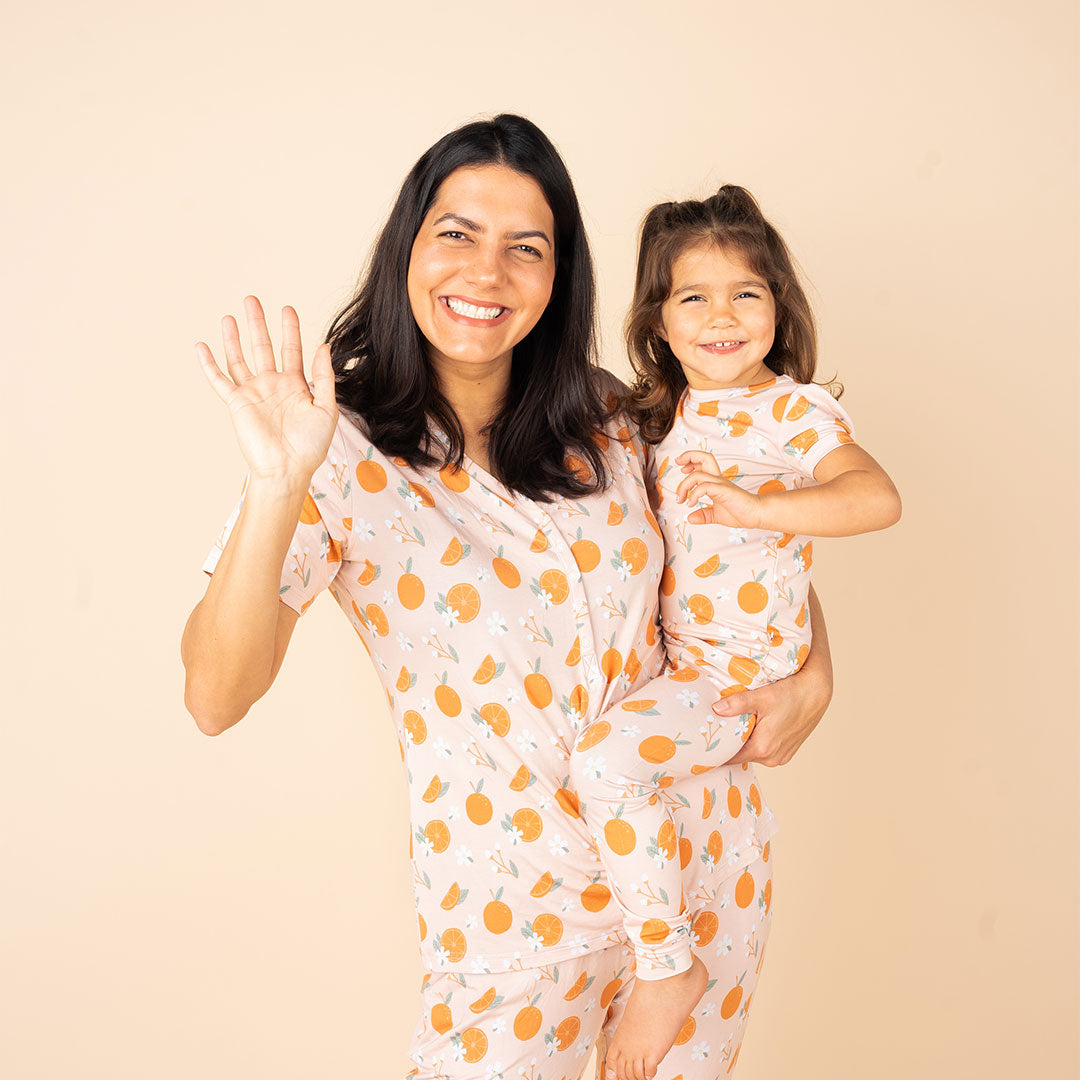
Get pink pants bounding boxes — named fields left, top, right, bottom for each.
left=569, top=658, right=763, bottom=979
left=405, top=849, right=775, bottom=1079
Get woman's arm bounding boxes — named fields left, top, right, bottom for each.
left=713, top=584, right=833, bottom=767
left=182, top=297, right=338, bottom=735
left=182, top=480, right=305, bottom=735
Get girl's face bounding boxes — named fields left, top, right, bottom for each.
left=658, top=243, right=777, bottom=390
left=407, top=164, right=557, bottom=375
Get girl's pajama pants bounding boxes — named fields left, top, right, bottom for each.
left=404, top=848, right=774, bottom=1080
left=569, top=657, right=767, bottom=979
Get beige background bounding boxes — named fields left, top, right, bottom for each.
left=2, top=1, right=1077, bottom=1077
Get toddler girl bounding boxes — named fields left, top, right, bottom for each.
left=570, top=185, right=901, bottom=1080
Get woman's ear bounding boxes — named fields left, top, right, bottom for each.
left=654, top=320, right=668, bottom=343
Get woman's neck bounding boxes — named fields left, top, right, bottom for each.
left=431, top=353, right=512, bottom=472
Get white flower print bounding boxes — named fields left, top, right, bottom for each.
left=404, top=491, right=422, bottom=511
left=506, top=687, right=521, bottom=704
left=677, top=689, right=700, bottom=709
left=691, top=1040, right=710, bottom=1061
left=746, top=435, right=767, bottom=457
left=702, top=1001, right=716, bottom=1016
left=396, top=632, right=414, bottom=651
left=570, top=934, right=590, bottom=957
left=420, top=697, right=432, bottom=712
left=516, top=729, right=538, bottom=753
left=715, top=587, right=731, bottom=604
left=715, top=933, right=733, bottom=955
left=728, top=528, right=748, bottom=545
left=484, top=1061, right=504, bottom=1080
left=354, top=519, right=375, bottom=541
left=446, top=805, right=460, bottom=822
left=491, top=1017, right=507, bottom=1035
left=464, top=914, right=478, bottom=930
left=548, top=833, right=569, bottom=857
left=433, top=737, right=452, bottom=759
left=476, top=566, right=491, bottom=583
left=441, top=606, right=461, bottom=628
left=487, top=611, right=509, bottom=636
left=582, top=755, right=606, bottom=780
left=620, top=723, right=641, bottom=737
left=455, top=846, right=474, bottom=866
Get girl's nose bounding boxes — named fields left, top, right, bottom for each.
left=707, top=303, right=736, bottom=327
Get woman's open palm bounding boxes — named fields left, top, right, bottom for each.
left=195, top=296, right=338, bottom=482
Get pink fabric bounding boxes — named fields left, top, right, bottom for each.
left=569, top=375, right=852, bottom=977
left=201, top=371, right=779, bottom=975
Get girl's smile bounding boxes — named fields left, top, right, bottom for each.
left=658, top=243, right=777, bottom=390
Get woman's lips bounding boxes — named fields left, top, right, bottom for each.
left=439, top=295, right=513, bottom=326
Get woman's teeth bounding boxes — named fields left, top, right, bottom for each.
left=446, top=298, right=506, bottom=320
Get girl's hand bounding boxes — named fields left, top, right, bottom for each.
left=195, top=296, right=338, bottom=483
left=712, top=654, right=832, bottom=767
left=675, top=467, right=762, bottom=528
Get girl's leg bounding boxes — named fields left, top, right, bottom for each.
left=597, top=847, right=776, bottom=1080
left=569, top=658, right=755, bottom=978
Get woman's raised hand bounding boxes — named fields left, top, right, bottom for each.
left=195, top=296, right=338, bottom=483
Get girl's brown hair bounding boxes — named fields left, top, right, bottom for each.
left=625, top=184, right=835, bottom=443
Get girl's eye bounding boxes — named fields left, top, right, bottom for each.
left=736, top=291, right=762, bottom=300
left=680, top=294, right=706, bottom=303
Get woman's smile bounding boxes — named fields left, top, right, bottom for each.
left=408, top=164, right=556, bottom=370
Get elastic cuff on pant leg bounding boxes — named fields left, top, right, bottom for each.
left=630, top=927, right=694, bottom=981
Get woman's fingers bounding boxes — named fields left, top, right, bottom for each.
left=279, top=304, right=304, bottom=376
left=310, top=342, right=338, bottom=415
left=194, top=341, right=237, bottom=403
left=243, top=295, right=278, bottom=375
left=220, top=313, right=255, bottom=384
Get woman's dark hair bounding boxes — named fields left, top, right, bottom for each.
left=324, top=113, right=612, bottom=501
left=625, top=184, right=838, bottom=444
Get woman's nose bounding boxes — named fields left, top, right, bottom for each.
left=463, top=245, right=504, bottom=288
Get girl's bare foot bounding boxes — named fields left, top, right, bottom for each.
left=604, top=955, right=707, bottom=1080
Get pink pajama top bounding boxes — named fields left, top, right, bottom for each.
left=201, top=372, right=779, bottom=974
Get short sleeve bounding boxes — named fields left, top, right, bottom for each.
left=201, top=420, right=355, bottom=617
left=774, top=381, right=857, bottom=477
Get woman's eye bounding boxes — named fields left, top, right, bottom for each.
left=513, top=244, right=542, bottom=258
left=439, top=231, right=468, bottom=240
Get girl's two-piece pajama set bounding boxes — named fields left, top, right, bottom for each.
left=202, top=370, right=848, bottom=1079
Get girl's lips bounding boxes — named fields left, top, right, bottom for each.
left=439, top=295, right=514, bottom=327
left=699, top=340, right=746, bottom=354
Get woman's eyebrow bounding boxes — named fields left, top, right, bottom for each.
left=432, top=212, right=552, bottom=250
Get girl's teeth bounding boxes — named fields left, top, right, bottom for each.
left=447, top=298, right=505, bottom=320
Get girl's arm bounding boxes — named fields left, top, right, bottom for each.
left=676, top=444, right=901, bottom=537
left=713, top=584, right=833, bottom=767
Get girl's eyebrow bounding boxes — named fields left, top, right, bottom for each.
left=431, top=212, right=553, bottom=250
left=671, top=279, right=768, bottom=296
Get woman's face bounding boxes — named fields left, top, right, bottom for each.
left=407, top=164, right=557, bottom=374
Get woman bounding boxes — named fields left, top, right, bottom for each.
left=182, top=114, right=833, bottom=1080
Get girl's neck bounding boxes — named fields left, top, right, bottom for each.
left=683, top=360, right=773, bottom=393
